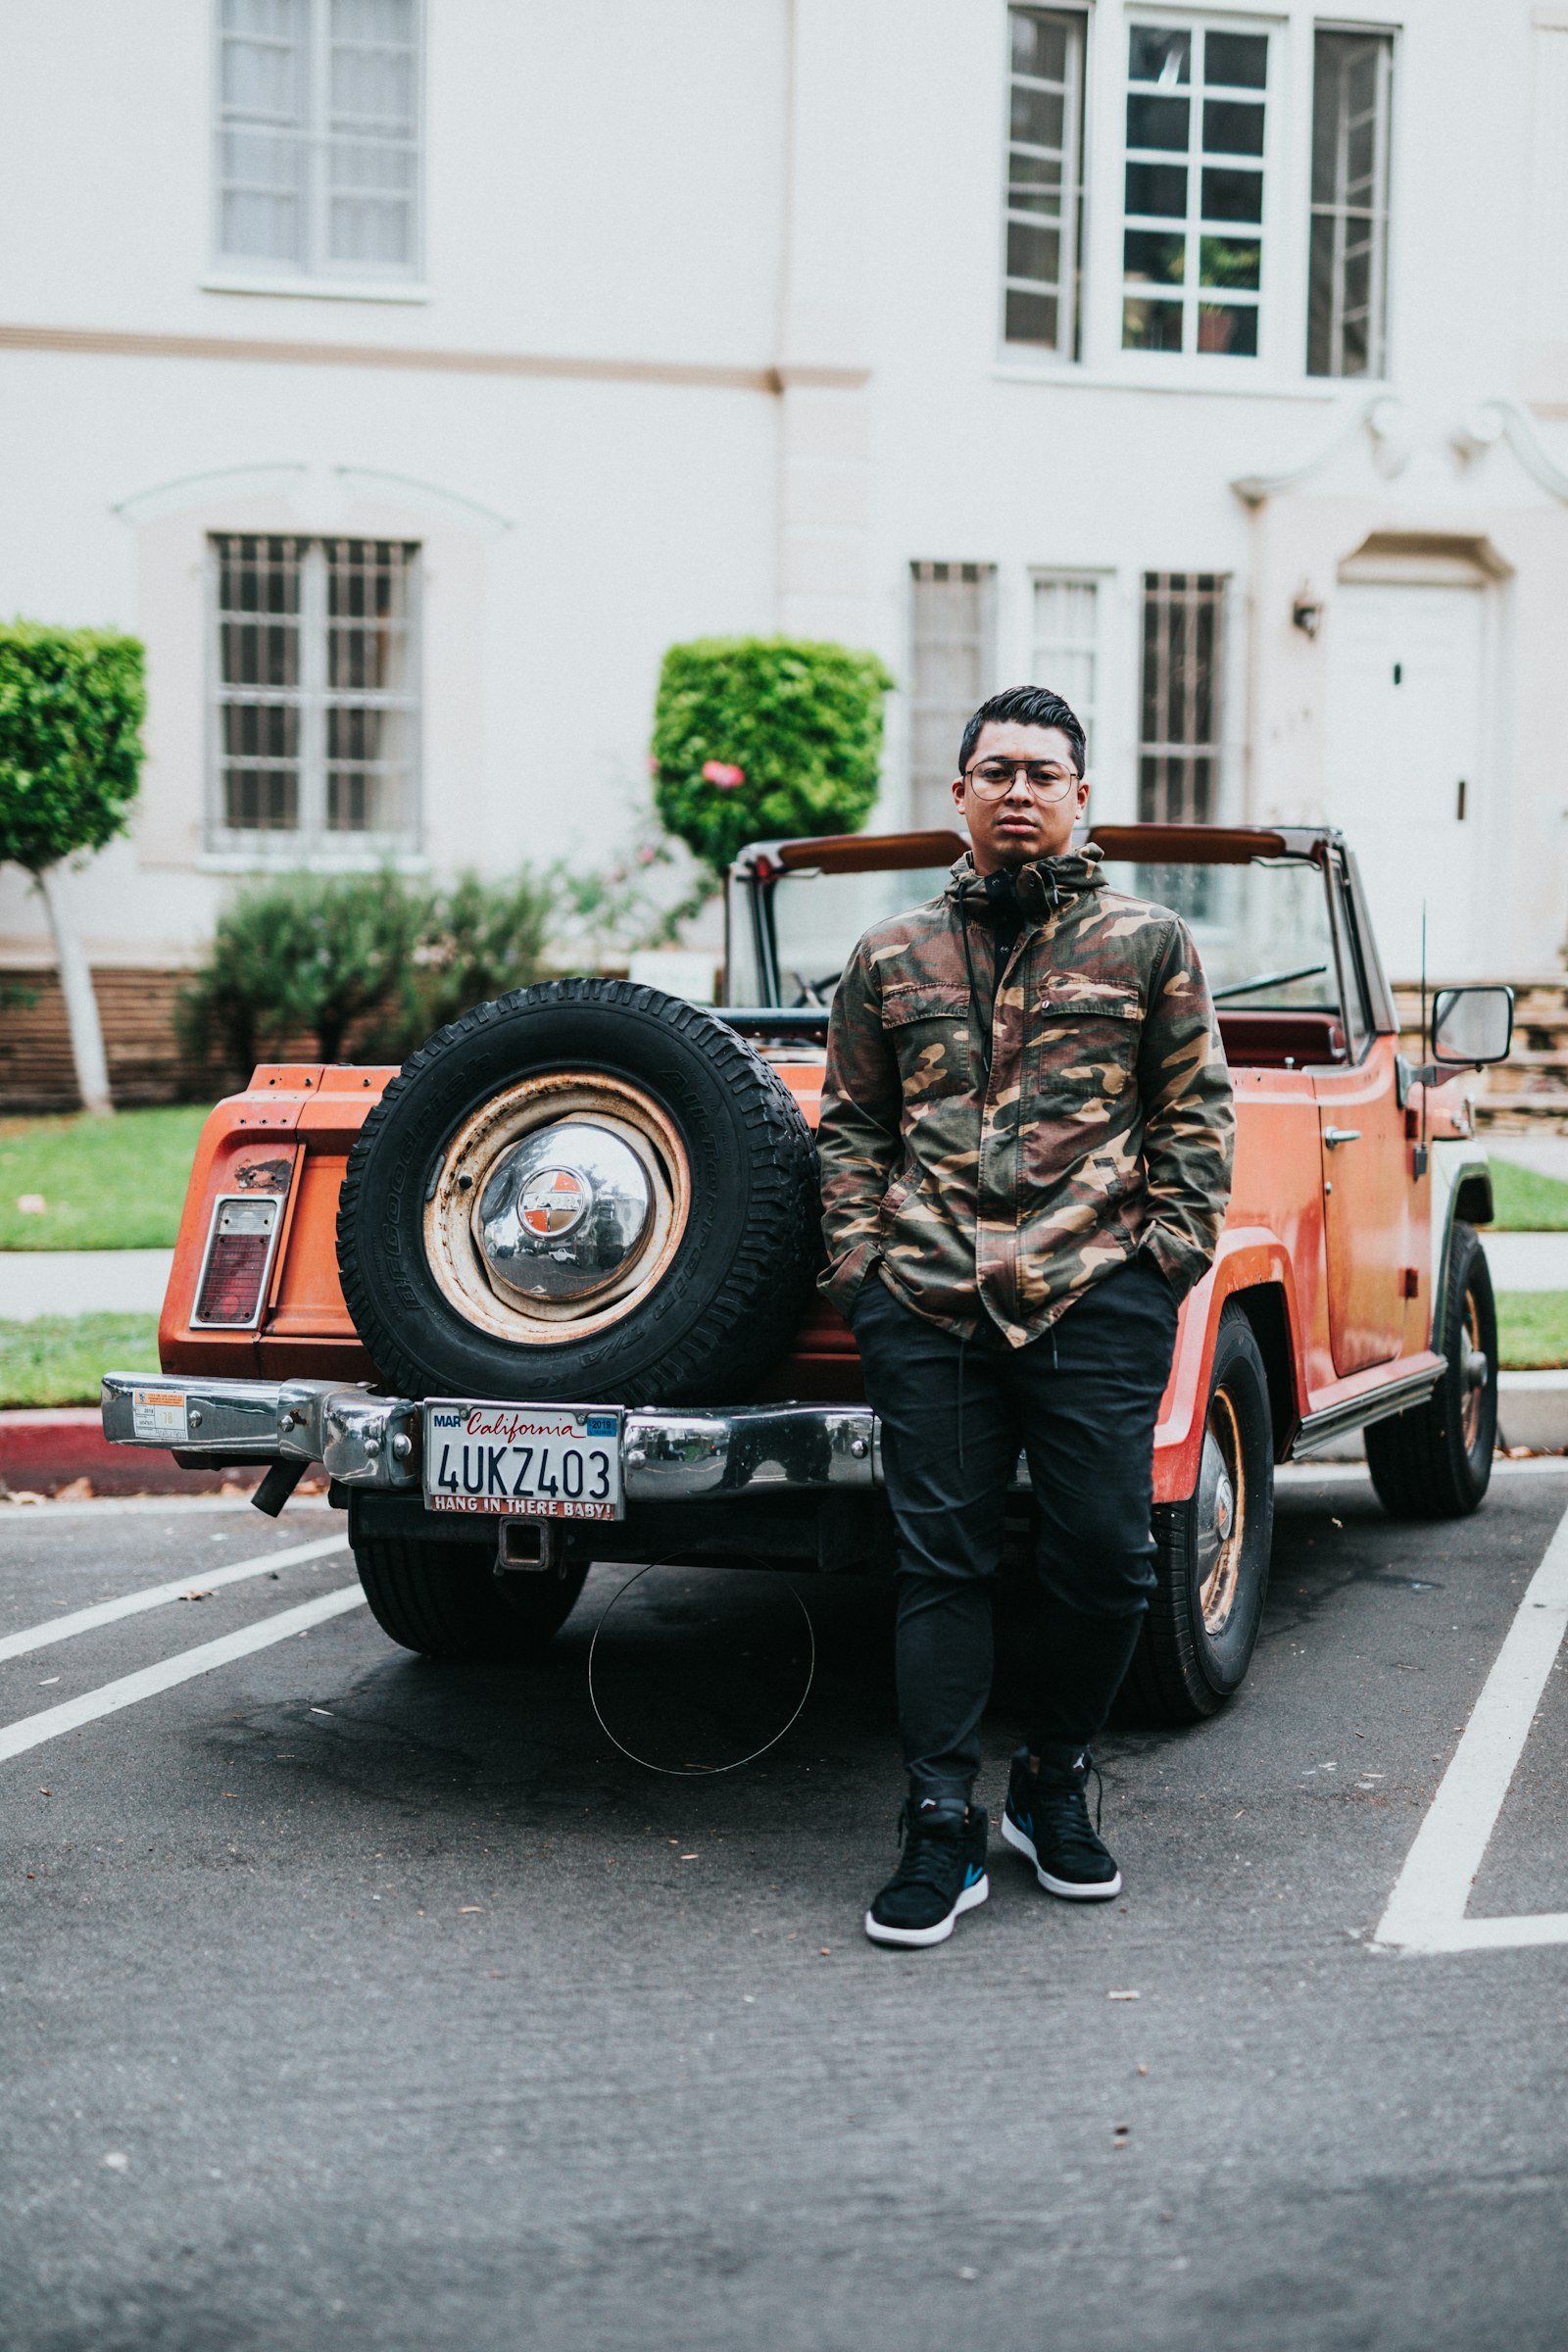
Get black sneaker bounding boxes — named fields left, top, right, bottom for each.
left=863, top=1797, right=990, bottom=1948
left=1002, top=1744, right=1121, bottom=1899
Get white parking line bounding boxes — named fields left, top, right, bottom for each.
left=1374, top=1497, right=1568, bottom=1954
left=0, top=1585, right=366, bottom=1765
left=0, top=1536, right=349, bottom=1663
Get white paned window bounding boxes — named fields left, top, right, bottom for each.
left=1121, top=21, right=1268, bottom=356
left=1139, top=572, right=1225, bottom=822
left=1031, top=575, right=1102, bottom=762
left=1307, top=30, right=1394, bottom=378
left=910, top=564, right=998, bottom=829
left=216, top=0, right=421, bottom=279
left=1003, top=9, right=1087, bottom=355
left=210, top=535, right=421, bottom=857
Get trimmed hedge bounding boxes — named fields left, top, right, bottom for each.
left=0, top=622, right=145, bottom=873
left=651, top=636, right=894, bottom=875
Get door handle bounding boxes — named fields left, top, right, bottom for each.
left=1323, top=1126, right=1362, bottom=1148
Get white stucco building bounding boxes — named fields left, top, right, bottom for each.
left=3, top=0, right=1567, bottom=995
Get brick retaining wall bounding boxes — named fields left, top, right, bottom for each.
left=0, top=966, right=223, bottom=1110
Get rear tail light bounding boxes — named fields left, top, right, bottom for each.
left=192, top=1197, right=283, bottom=1329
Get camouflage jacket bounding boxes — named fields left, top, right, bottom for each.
left=816, top=848, right=1235, bottom=1344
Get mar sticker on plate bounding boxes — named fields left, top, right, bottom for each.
left=422, top=1401, right=624, bottom=1520
left=132, top=1389, right=189, bottom=1442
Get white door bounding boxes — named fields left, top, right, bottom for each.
left=1322, top=582, right=1486, bottom=979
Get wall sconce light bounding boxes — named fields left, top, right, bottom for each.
left=1291, top=588, right=1323, bottom=638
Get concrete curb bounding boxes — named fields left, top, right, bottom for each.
left=1266, top=1371, right=1568, bottom=1463
left=1497, top=1370, right=1568, bottom=1454
left=0, top=1408, right=257, bottom=1499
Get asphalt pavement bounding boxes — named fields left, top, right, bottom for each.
left=4, top=1468, right=1568, bottom=2352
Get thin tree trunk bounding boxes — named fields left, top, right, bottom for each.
left=34, top=863, right=113, bottom=1117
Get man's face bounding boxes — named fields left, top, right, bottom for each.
left=953, top=720, right=1089, bottom=874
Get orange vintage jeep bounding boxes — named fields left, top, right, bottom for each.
left=103, top=822, right=1512, bottom=1724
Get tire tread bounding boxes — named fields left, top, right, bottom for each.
left=353, top=1536, right=586, bottom=1661
left=1365, top=1221, right=1495, bottom=1521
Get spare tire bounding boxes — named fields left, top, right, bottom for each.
left=336, top=979, right=818, bottom=1405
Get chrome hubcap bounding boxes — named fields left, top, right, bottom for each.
left=422, top=1073, right=691, bottom=1346
left=476, top=1123, right=654, bottom=1305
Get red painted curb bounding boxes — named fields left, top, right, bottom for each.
left=0, top=1407, right=255, bottom=1498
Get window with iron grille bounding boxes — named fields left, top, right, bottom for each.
left=1307, top=30, right=1393, bottom=378
left=1121, top=20, right=1269, bottom=356
left=1031, top=574, right=1102, bottom=763
left=210, top=535, right=421, bottom=857
left=909, top=563, right=998, bottom=829
left=1138, top=573, right=1224, bottom=824
left=1003, top=9, right=1088, bottom=355
left=216, top=0, right=422, bottom=279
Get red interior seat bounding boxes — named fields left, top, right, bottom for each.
left=1217, top=1009, right=1347, bottom=1068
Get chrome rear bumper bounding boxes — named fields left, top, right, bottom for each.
left=100, top=1372, right=884, bottom=1500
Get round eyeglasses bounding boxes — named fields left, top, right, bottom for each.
left=962, top=758, right=1079, bottom=802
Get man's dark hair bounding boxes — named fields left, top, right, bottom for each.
left=957, top=685, right=1086, bottom=780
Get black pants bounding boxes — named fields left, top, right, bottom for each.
left=851, top=1258, right=1179, bottom=1802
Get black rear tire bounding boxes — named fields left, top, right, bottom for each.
left=1365, top=1220, right=1496, bottom=1520
left=1123, top=1305, right=1275, bottom=1726
left=336, top=979, right=818, bottom=1405
left=353, top=1537, right=589, bottom=1662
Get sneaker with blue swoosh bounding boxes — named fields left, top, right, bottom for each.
left=863, top=1797, right=990, bottom=1948
left=1003, top=1743, right=1121, bottom=1899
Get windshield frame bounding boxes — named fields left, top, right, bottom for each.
left=722, top=828, right=1396, bottom=1066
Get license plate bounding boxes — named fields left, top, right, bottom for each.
left=422, top=1401, right=624, bottom=1519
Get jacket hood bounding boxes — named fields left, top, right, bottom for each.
left=949, top=841, right=1106, bottom=921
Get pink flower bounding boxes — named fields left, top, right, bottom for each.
left=701, top=760, right=746, bottom=790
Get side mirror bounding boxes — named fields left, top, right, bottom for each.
left=1431, top=984, right=1514, bottom=1066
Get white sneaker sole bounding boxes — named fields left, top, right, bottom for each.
left=863, top=1873, right=990, bottom=1948
left=1002, top=1809, right=1122, bottom=1900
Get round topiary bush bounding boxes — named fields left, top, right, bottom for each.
left=651, top=636, right=895, bottom=876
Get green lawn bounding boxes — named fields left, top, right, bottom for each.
left=2, top=1290, right=1563, bottom=1410
left=0, top=1313, right=161, bottom=1407
left=1488, top=1156, right=1568, bottom=1232
left=1495, top=1291, right=1568, bottom=1371
left=0, top=1104, right=211, bottom=1250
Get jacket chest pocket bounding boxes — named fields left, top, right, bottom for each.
left=1033, top=982, right=1144, bottom=1101
left=881, top=983, right=974, bottom=1103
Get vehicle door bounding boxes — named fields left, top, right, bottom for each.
left=1311, top=854, right=1409, bottom=1376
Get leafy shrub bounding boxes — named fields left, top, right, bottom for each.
left=0, top=623, right=145, bottom=873
left=178, top=867, right=559, bottom=1079
left=412, top=869, right=555, bottom=1037
left=177, top=870, right=428, bottom=1077
left=651, top=636, right=895, bottom=875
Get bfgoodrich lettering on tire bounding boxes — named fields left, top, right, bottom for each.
left=1124, top=1304, right=1275, bottom=1726
left=336, top=980, right=819, bottom=1406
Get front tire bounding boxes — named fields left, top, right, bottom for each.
left=1123, top=1305, right=1275, bottom=1726
left=1365, top=1220, right=1496, bottom=1520
left=353, top=1537, right=589, bottom=1662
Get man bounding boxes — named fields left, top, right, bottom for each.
left=817, top=685, right=1235, bottom=1949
